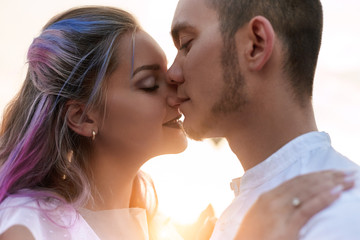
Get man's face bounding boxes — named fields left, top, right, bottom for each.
left=168, top=0, right=247, bottom=140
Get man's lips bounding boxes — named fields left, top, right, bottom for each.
left=178, top=97, right=190, bottom=110
left=178, top=97, right=190, bottom=115
left=177, top=97, right=190, bottom=103
left=163, top=115, right=183, bottom=129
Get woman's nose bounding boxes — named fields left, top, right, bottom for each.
left=165, top=84, right=181, bottom=108
left=167, top=95, right=183, bottom=109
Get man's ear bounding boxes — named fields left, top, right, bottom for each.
left=66, top=101, right=98, bottom=138
left=243, top=16, right=275, bottom=71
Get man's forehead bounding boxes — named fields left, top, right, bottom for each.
left=172, top=0, right=207, bottom=27
left=171, top=0, right=216, bottom=31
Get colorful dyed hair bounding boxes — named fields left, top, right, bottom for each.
left=0, top=6, right=157, bottom=220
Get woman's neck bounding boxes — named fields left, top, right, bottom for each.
left=85, top=152, right=142, bottom=211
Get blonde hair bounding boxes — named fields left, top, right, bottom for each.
left=0, top=6, right=157, bottom=220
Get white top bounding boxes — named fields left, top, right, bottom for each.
left=210, top=131, right=360, bottom=240
left=0, top=195, right=99, bottom=239
left=79, top=207, right=149, bottom=240
left=0, top=195, right=150, bottom=239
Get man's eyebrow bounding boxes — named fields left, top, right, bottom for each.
left=171, top=22, right=193, bottom=47
left=132, top=64, right=160, bottom=78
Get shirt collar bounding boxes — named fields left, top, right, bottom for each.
left=231, top=131, right=331, bottom=196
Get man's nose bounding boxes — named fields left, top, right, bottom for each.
left=167, top=57, right=185, bottom=85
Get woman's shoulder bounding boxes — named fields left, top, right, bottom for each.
left=0, top=195, right=75, bottom=240
left=0, top=195, right=43, bottom=239
left=0, top=194, right=62, bottom=218
left=0, top=194, right=100, bottom=240
left=0, top=195, right=42, bottom=222
left=1, top=194, right=40, bottom=207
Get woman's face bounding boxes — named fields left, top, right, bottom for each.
left=96, top=30, right=187, bottom=160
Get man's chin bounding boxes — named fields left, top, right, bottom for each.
left=182, top=113, right=221, bottom=141
left=184, top=130, right=204, bottom=141
left=183, top=123, right=212, bottom=141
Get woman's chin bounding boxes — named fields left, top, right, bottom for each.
left=157, top=137, right=188, bottom=156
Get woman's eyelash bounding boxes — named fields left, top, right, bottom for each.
left=136, top=76, right=159, bottom=92
left=141, top=85, right=159, bottom=92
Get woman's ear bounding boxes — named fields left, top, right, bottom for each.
left=66, top=101, right=98, bottom=138
left=243, top=16, right=275, bottom=71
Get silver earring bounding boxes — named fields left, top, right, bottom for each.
left=92, top=130, right=96, bottom=141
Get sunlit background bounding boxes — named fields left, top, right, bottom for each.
left=1, top=0, right=359, bottom=225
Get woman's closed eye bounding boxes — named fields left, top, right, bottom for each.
left=142, top=85, right=159, bottom=92
left=136, top=76, right=159, bottom=92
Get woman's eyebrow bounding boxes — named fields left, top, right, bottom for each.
left=131, top=64, right=160, bottom=78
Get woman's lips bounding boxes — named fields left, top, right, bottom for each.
left=163, top=115, right=183, bottom=129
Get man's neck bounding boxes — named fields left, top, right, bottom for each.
left=226, top=104, right=317, bottom=171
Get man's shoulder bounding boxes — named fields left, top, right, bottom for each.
left=301, top=145, right=360, bottom=239
left=300, top=179, right=360, bottom=239
left=303, top=142, right=360, bottom=171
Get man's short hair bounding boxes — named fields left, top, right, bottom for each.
left=206, top=0, right=323, bottom=102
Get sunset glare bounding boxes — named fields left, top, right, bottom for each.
left=0, top=0, right=359, bottom=225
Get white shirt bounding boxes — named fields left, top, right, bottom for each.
left=0, top=195, right=100, bottom=240
left=210, top=132, right=360, bottom=240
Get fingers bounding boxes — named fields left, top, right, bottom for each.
left=197, top=204, right=215, bottom=224
left=277, top=171, right=345, bottom=196
left=263, top=170, right=356, bottom=210
left=288, top=183, right=351, bottom=232
left=193, top=205, right=216, bottom=240
left=275, top=171, right=356, bottom=235
left=196, top=217, right=217, bottom=240
left=234, top=170, right=357, bottom=240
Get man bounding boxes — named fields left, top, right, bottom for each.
left=167, top=0, right=360, bottom=239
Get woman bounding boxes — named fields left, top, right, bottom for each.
left=0, top=6, right=354, bottom=240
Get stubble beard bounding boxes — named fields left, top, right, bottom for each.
left=184, top=38, right=247, bottom=141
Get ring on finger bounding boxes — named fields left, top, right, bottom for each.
left=292, top=197, right=301, bottom=208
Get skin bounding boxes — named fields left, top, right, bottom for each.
left=66, top=30, right=188, bottom=210
left=0, top=226, right=35, bottom=240
left=0, top=29, right=189, bottom=240
left=0, top=5, right=354, bottom=239
left=168, top=0, right=317, bottom=171
left=234, top=170, right=355, bottom=240
left=168, top=0, right=227, bottom=140
left=167, top=0, right=351, bottom=238
left=0, top=172, right=354, bottom=240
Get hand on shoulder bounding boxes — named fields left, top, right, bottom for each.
left=234, top=170, right=355, bottom=240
